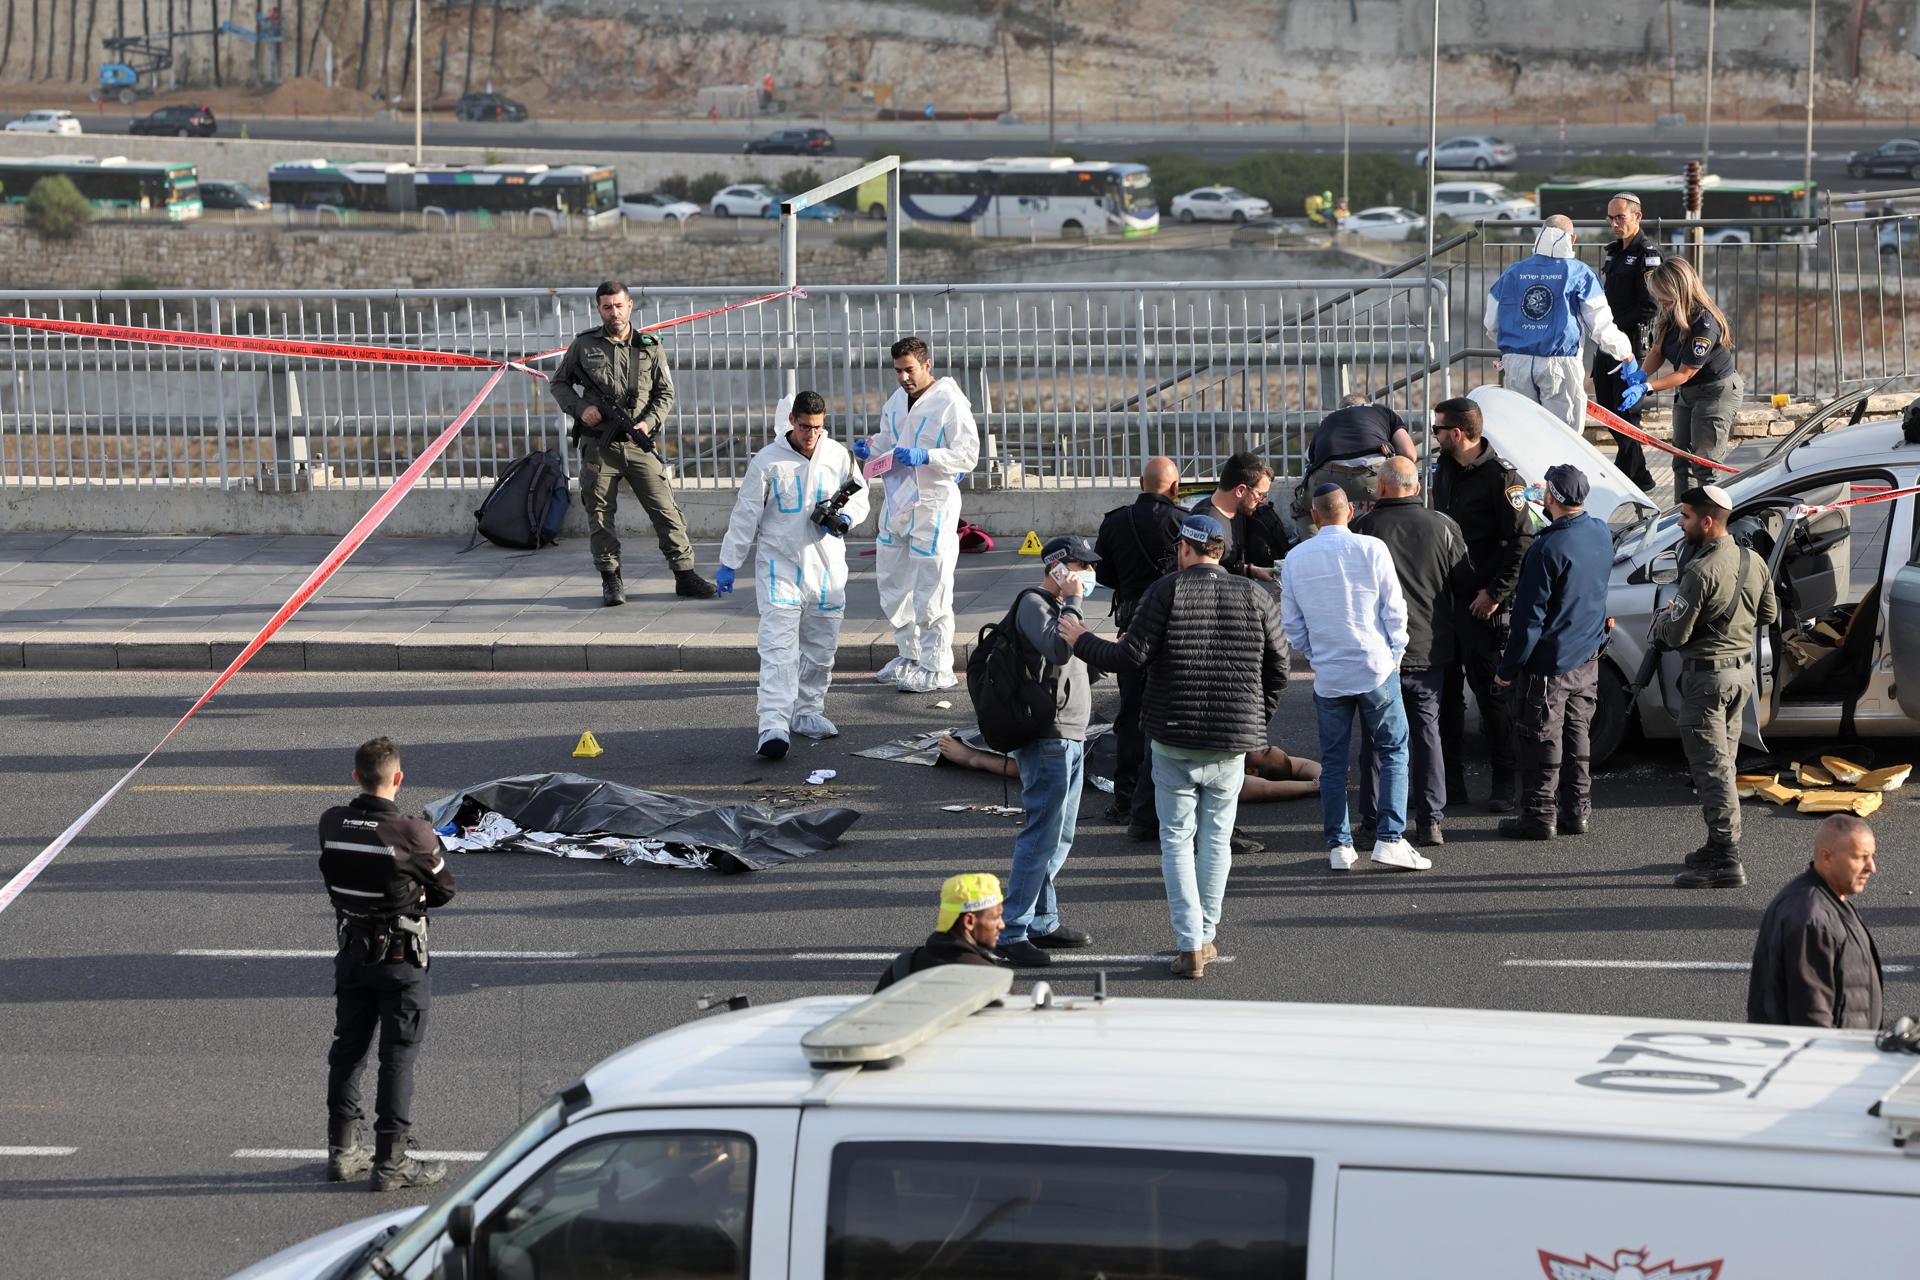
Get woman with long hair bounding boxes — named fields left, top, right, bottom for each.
left=1636, top=256, right=1742, bottom=503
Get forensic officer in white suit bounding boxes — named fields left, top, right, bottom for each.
left=855, top=335, right=981, bottom=694
left=716, top=390, right=871, bottom=760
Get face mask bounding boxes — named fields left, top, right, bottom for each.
left=1075, top=569, right=1098, bottom=595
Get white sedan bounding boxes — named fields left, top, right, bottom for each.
left=1169, top=185, right=1271, bottom=224
left=1414, top=134, right=1517, bottom=171
left=1431, top=181, right=1534, bottom=223
left=709, top=183, right=779, bottom=217
left=619, top=191, right=702, bottom=224
left=5, top=109, right=82, bottom=135
left=1340, top=206, right=1426, bottom=241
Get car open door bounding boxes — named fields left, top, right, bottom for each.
left=1888, top=563, right=1920, bottom=719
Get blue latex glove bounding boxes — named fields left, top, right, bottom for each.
left=714, top=565, right=736, bottom=595
left=893, top=446, right=930, bottom=467
left=851, top=437, right=871, bottom=461
left=1618, top=383, right=1647, bottom=413
left=1614, top=358, right=1648, bottom=389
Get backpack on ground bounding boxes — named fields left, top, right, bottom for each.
left=965, top=587, right=1058, bottom=753
left=472, top=449, right=570, bottom=550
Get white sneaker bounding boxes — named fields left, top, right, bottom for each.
left=792, top=712, right=839, bottom=739
left=1370, top=837, right=1432, bottom=871
left=896, top=665, right=936, bottom=693
left=1328, top=845, right=1359, bottom=871
left=874, top=656, right=912, bottom=685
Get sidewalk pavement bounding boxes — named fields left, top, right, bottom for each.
left=0, top=533, right=1070, bottom=674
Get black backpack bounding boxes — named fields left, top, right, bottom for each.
left=965, top=587, right=1059, bottom=753
left=472, top=449, right=570, bottom=550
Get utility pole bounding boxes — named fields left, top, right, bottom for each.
left=1802, top=0, right=1817, bottom=194
left=1665, top=0, right=1677, bottom=117
left=1341, top=104, right=1350, bottom=218
left=1046, top=0, right=1057, bottom=152
left=1701, top=0, right=1717, bottom=173
left=413, top=0, right=423, bottom=165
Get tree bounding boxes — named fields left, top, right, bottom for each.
left=375, top=0, right=394, bottom=96
left=352, top=0, right=370, bottom=89
left=25, top=174, right=94, bottom=239
left=27, top=0, right=38, bottom=79
left=80, top=0, right=96, bottom=86
left=396, top=0, right=413, bottom=92
left=459, top=0, right=474, bottom=93
left=1, top=0, right=15, bottom=76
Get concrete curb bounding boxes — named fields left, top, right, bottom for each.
left=0, top=633, right=974, bottom=675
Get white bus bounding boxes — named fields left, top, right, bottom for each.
left=856, top=156, right=1159, bottom=239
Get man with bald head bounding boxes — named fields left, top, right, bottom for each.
left=1094, top=454, right=1185, bottom=822
left=1486, top=213, right=1636, bottom=431
left=1748, top=815, right=1884, bottom=1029
left=1352, top=456, right=1472, bottom=845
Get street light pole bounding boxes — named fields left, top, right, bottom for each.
left=1803, top=0, right=1817, bottom=194
left=1701, top=0, right=1717, bottom=173
left=1046, top=0, right=1057, bottom=153
left=413, top=0, right=423, bottom=166
left=1665, top=0, right=1677, bottom=117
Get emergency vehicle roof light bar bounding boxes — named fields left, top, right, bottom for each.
left=1873, top=1063, right=1920, bottom=1153
left=800, top=965, right=1012, bottom=1070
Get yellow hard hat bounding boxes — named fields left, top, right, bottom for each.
left=936, top=872, right=1002, bottom=930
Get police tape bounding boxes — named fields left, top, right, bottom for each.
left=0, top=285, right=806, bottom=919
left=1584, top=400, right=1740, bottom=475
left=1792, top=482, right=1920, bottom=520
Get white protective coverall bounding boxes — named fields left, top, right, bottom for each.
left=719, top=429, right=870, bottom=739
left=1484, top=223, right=1633, bottom=432
left=871, top=376, right=981, bottom=680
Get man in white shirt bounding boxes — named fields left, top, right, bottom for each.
left=1280, top=484, right=1423, bottom=872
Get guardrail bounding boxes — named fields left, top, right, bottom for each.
left=0, top=279, right=1443, bottom=491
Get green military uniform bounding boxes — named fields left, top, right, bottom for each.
left=1654, top=534, right=1778, bottom=858
left=548, top=324, right=695, bottom=577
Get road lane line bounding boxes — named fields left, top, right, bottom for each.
left=792, top=951, right=1233, bottom=964
left=178, top=949, right=583, bottom=959
left=0, top=1146, right=77, bottom=1156
left=133, top=783, right=879, bottom=793
left=233, top=1148, right=486, bottom=1161
left=1504, top=958, right=1913, bottom=973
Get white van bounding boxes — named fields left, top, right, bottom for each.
left=232, top=967, right=1920, bottom=1279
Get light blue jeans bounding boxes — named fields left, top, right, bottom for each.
left=1001, top=737, right=1085, bottom=943
left=1314, top=675, right=1409, bottom=848
left=1152, top=744, right=1245, bottom=953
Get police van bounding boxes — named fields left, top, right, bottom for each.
left=231, top=967, right=1920, bottom=1279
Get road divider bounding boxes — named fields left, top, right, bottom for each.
left=1504, top=958, right=1914, bottom=973
left=0, top=1146, right=77, bottom=1156
left=178, top=949, right=584, bottom=959
left=790, top=951, right=1235, bottom=965
left=233, top=1148, right=486, bottom=1162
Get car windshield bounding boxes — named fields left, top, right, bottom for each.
left=1221, top=188, right=1250, bottom=201
left=1614, top=450, right=1793, bottom=558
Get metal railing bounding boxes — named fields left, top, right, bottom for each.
left=0, top=278, right=1443, bottom=491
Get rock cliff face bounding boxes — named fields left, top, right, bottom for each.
left=0, top=0, right=1914, bottom=118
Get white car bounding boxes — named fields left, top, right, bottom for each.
left=1431, top=180, right=1534, bottom=223
left=1415, top=134, right=1517, bottom=171
left=709, top=183, right=779, bottom=217
left=618, top=190, right=701, bottom=224
left=1169, top=185, right=1271, bottom=224
left=1340, top=205, right=1426, bottom=241
left=5, top=109, right=82, bottom=135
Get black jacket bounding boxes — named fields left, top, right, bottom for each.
left=1601, top=230, right=1663, bottom=355
left=1094, top=491, right=1182, bottom=624
left=318, top=794, right=457, bottom=920
left=1747, top=865, right=1884, bottom=1030
left=873, top=930, right=1008, bottom=992
left=1071, top=562, right=1289, bottom=754
left=1352, top=497, right=1472, bottom=671
left=1433, top=441, right=1534, bottom=607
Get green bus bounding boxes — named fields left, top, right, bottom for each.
left=0, top=156, right=202, bottom=220
left=1536, top=173, right=1815, bottom=244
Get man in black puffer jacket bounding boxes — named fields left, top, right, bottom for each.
left=1748, top=814, right=1884, bottom=1030
left=1061, top=514, right=1289, bottom=980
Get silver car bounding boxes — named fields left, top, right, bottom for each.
left=1475, top=383, right=1915, bottom=763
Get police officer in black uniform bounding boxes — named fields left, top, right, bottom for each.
left=1093, top=455, right=1184, bottom=823
left=1431, top=396, right=1535, bottom=812
left=1593, top=192, right=1661, bottom=492
left=319, top=736, right=457, bottom=1192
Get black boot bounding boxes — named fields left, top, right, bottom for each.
left=370, top=1133, right=447, bottom=1193
left=1486, top=770, right=1515, bottom=814
left=674, top=568, right=718, bottom=599
left=327, top=1119, right=372, bottom=1183
left=600, top=570, right=626, bottom=607
left=1445, top=768, right=1468, bottom=806
left=1675, top=847, right=1746, bottom=889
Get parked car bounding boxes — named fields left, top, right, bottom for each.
left=743, top=126, right=835, bottom=156
left=1415, top=134, right=1517, bottom=171
left=130, top=104, right=216, bottom=137
left=5, top=109, right=82, bottom=135
left=761, top=196, right=845, bottom=222
left=227, top=966, right=1920, bottom=1280
left=454, top=92, right=527, bottom=123
left=1169, top=185, right=1271, bottom=224
left=617, top=191, right=701, bottom=224
left=198, top=179, right=270, bottom=211
left=1431, top=180, right=1533, bottom=223
left=709, top=183, right=780, bottom=217
left=1477, top=381, right=1920, bottom=762
left=1340, top=205, right=1426, bottom=241
left=1846, top=138, right=1920, bottom=180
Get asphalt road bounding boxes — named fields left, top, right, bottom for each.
left=56, top=114, right=1920, bottom=190
left=2, top=669, right=1917, bottom=1277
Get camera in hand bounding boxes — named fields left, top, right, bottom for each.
left=811, top=475, right=865, bottom=537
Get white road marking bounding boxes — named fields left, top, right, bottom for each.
left=178, top=949, right=583, bottom=959
left=0, top=1146, right=77, bottom=1156
left=1504, top=958, right=1913, bottom=973
left=233, top=1148, right=486, bottom=1161
left=791, top=951, right=1233, bottom=964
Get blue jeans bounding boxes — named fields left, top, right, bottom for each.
left=1152, top=745, right=1244, bottom=953
left=1002, top=737, right=1085, bottom=943
left=1314, top=675, right=1409, bottom=848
